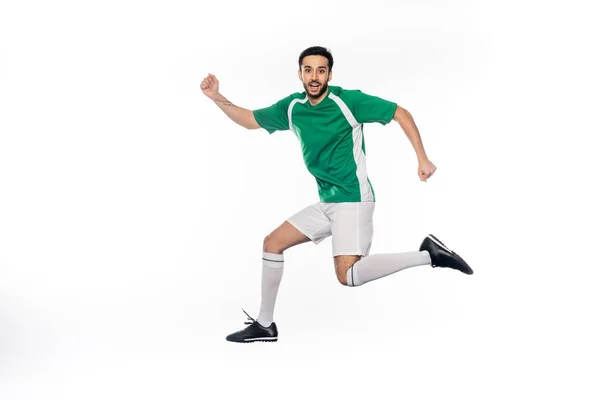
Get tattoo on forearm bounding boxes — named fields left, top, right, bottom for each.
left=214, top=98, right=235, bottom=107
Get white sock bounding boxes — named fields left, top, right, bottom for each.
left=257, top=252, right=284, bottom=327
left=346, top=251, right=431, bottom=287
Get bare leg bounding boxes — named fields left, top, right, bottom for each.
left=263, top=221, right=311, bottom=253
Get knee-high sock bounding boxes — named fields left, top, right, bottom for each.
left=257, top=252, right=284, bottom=327
left=346, top=251, right=431, bottom=287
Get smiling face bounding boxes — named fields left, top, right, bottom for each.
left=298, top=55, right=332, bottom=100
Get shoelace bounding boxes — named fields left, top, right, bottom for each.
left=242, top=308, right=256, bottom=325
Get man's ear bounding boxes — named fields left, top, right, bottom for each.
left=328, top=71, right=333, bottom=82
left=298, top=70, right=302, bottom=81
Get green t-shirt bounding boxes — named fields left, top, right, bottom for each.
left=253, top=85, right=397, bottom=203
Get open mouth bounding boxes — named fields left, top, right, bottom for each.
left=309, top=83, right=320, bottom=89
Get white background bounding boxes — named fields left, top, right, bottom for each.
left=1, top=0, right=599, bottom=399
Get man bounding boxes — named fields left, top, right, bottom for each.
left=200, top=46, right=473, bottom=343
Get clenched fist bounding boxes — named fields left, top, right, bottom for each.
left=200, top=73, right=219, bottom=98
left=418, top=159, right=437, bottom=182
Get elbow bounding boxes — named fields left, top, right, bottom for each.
left=246, top=121, right=261, bottom=130
left=246, top=111, right=261, bottom=130
left=241, top=122, right=259, bottom=130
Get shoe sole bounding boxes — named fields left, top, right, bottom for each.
left=245, top=337, right=277, bottom=342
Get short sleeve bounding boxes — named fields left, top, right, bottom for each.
left=341, top=89, right=397, bottom=125
left=253, top=95, right=295, bottom=134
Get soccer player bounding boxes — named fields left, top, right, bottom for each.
left=200, top=46, right=473, bottom=343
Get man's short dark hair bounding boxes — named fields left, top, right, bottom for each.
left=298, top=46, right=334, bottom=71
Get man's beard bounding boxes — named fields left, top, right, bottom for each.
left=304, top=81, right=329, bottom=99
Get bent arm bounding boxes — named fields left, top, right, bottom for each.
left=393, top=105, right=429, bottom=162
left=211, top=93, right=261, bottom=130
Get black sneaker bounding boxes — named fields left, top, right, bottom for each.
left=419, top=234, right=473, bottom=275
left=225, top=309, right=278, bottom=343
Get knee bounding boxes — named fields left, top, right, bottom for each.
left=263, top=234, right=282, bottom=254
left=336, top=269, right=349, bottom=286
left=335, top=263, right=355, bottom=286
left=335, top=256, right=362, bottom=286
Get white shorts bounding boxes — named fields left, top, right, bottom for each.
left=287, top=202, right=375, bottom=257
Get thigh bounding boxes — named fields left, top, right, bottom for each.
left=264, top=220, right=312, bottom=253
left=328, top=202, right=375, bottom=257
left=286, top=203, right=332, bottom=245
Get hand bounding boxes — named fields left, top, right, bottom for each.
left=200, top=73, right=219, bottom=98
left=418, top=159, right=437, bottom=182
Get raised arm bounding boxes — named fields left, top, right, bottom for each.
left=200, top=73, right=260, bottom=130
left=393, top=105, right=437, bottom=182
